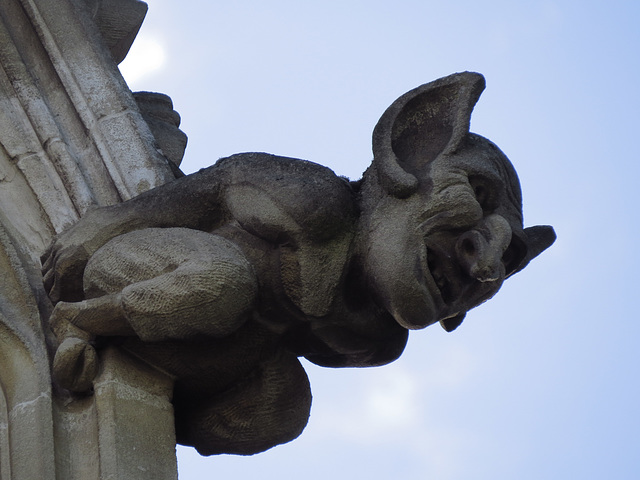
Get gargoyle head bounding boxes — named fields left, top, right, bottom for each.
left=361, top=72, right=555, bottom=332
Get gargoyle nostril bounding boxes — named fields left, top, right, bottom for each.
left=460, top=237, right=476, bottom=257
left=455, top=230, right=502, bottom=282
left=456, top=230, right=484, bottom=261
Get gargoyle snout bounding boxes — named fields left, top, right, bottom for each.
left=455, top=215, right=512, bottom=282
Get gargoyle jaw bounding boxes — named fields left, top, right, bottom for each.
left=439, top=313, right=466, bottom=332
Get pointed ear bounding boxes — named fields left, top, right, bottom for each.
left=509, top=225, right=556, bottom=277
left=372, top=72, right=486, bottom=198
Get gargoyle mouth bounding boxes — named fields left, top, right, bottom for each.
left=425, top=247, right=457, bottom=305
left=425, top=246, right=468, bottom=332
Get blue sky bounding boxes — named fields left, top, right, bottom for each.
left=120, top=1, right=640, bottom=478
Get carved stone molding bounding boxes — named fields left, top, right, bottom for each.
left=0, top=1, right=178, bottom=478
left=0, top=0, right=173, bottom=260
left=0, top=222, right=55, bottom=480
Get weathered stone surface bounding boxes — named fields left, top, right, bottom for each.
left=43, top=72, right=555, bottom=456
left=93, top=347, right=177, bottom=479
left=86, top=0, right=148, bottom=64
left=0, top=222, right=56, bottom=480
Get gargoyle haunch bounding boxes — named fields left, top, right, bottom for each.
left=42, top=72, right=555, bottom=456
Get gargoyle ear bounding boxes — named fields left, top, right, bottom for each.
left=509, top=225, right=557, bottom=277
left=372, top=72, right=486, bottom=198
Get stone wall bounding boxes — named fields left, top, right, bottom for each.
left=0, top=1, right=179, bottom=478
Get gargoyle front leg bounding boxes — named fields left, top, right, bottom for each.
left=51, top=228, right=259, bottom=392
left=51, top=295, right=136, bottom=393
left=52, top=294, right=136, bottom=337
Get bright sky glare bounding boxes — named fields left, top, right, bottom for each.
left=119, top=35, right=166, bottom=84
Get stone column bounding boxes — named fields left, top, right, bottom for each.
left=53, top=347, right=177, bottom=480
left=95, top=348, right=177, bottom=479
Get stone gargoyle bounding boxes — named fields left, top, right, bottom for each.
left=41, top=72, right=555, bottom=456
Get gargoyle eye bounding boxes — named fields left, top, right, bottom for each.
left=468, top=175, right=499, bottom=212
